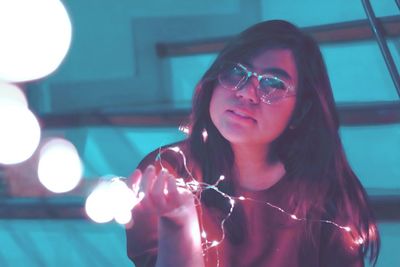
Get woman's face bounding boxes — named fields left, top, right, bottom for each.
left=209, top=48, right=298, bottom=146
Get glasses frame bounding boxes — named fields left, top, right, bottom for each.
left=218, top=63, right=296, bottom=104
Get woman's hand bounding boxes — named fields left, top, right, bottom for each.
left=131, top=164, right=196, bottom=224
left=131, top=164, right=204, bottom=267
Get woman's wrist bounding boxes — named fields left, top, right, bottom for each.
left=156, top=203, right=204, bottom=267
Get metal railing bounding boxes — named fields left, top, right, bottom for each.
left=362, top=0, right=400, bottom=97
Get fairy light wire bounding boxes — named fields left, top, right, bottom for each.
left=131, top=145, right=365, bottom=266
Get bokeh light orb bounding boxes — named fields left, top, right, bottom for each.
left=0, top=0, right=72, bottom=82
left=86, top=178, right=137, bottom=224
left=114, top=210, right=133, bottom=225
left=85, top=183, right=115, bottom=224
left=0, top=104, right=41, bottom=164
left=108, top=178, right=137, bottom=211
left=38, top=138, right=82, bottom=193
left=0, top=82, right=28, bottom=108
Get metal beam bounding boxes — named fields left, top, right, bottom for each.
left=37, top=101, right=400, bottom=128
left=0, top=195, right=399, bottom=221
left=157, top=15, right=400, bottom=57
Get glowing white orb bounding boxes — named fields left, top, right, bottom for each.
left=38, top=138, right=82, bottom=193
left=201, top=231, right=207, bottom=238
left=0, top=0, right=72, bottom=82
left=211, top=241, right=219, bottom=247
left=85, top=183, right=114, bottom=223
left=108, top=178, right=137, bottom=210
left=0, top=82, right=28, bottom=108
left=202, top=129, right=208, bottom=142
left=114, top=210, right=132, bottom=225
left=179, top=125, right=189, bottom=134
left=0, top=105, right=41, bottom=164
left=85, top=178, right=137, bottom=224
left=169, top=146, right=180, bottom=153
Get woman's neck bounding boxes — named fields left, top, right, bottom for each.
left=231, top=143, right=285, bottom=192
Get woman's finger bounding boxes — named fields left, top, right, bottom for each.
left=141, top=165, right=156, bottom=196
left=130, top=169, right=142, bottom=193
left=166, top=174, right=181, bottom=208
left=150, top=169, right=168, bottom=213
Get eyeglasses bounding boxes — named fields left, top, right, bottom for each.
left=217, top=63, right=296, bottom=104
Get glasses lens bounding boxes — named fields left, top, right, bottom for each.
left=259, top=76, right=290, bottom=103
left=218, top=64, right=247, bottom=89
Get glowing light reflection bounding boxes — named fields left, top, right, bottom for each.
left=0, top=82, right=28, bottom=107
left=38, top=138, right=82, bottom=193
left=0, top=0, right=72, bottom=82
left=86, top=178, right=140, bottom=225
left=0, top=104, right=40, bottom=164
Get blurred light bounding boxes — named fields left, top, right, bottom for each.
left=38, top=138, right=82, bottom=193
left=86, top=178, right=138, bottom=225
left=201, top=231, right=207, bottom=238
left=85, top=182, right=114, bottom=223
left=0, top=82, right=28, bottom=108
left=0, top=0, right=72, bottom=82
left=114, top=210, right=132, bottom=225
left=179, top=125, right=189, bottom=134
left=108, top=178, right=138, bottom=211
left=202, top=129, right=208, bottom=142
left=0, top=104, right=41, bottom=164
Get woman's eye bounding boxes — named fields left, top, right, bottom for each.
left=262, top=77, right=286, bottom=90
left=225, top=66, right=246, bottom=82
left=230, top=66, right=245, bottom=76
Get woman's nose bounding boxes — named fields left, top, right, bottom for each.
left=235, top=75, right=260, bottom=104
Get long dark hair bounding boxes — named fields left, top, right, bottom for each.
left=187, top=20, right=379, bottom=265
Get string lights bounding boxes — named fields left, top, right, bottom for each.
left=126, top=143, right=367, bottom=266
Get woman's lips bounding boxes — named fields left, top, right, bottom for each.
left=227, top=109, right=257, bottom=123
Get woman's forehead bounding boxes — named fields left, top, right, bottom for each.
left=244, top=49, right=298, bottom=82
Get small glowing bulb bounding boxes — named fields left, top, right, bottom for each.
left=163, top=188, right=169, bottom=195
left=290, top=214, right=298, bottom=220
left=229, top=199, right=235, bottom=205
left=179, top=125, right=190, bottom=134
left=176, top=178, right=185, bottom=187
left=238, top=196, right=245, bottom=200
left=202, top=129, right=208, bottom=142
left=219, top=175, right=225, bottom=181
left=138, top=192, right=145, bottom=200
left=211, top=241, right=219, bottom=247
left=344, top=226, right=351, bottom=232
left=190, top=184, right=199, bottom=191
left=355, top=237, right=364, bottom=245
left=201, top=231, right=207, bottom=238
left=170, top=146, right=180, bottom=153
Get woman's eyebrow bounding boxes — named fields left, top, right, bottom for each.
left=240, top=61, right=292, bottom=80
left=261, top=67, right=292, bottom=80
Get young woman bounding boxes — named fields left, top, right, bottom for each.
left=125, top=20, right=380, bottom=267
